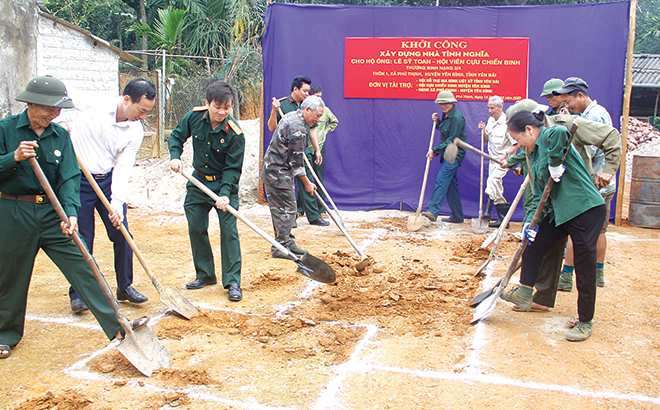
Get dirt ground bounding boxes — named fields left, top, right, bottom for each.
left=1, top=200, right=659, bottom=409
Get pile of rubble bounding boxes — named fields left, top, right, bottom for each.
left=625, top=117, right=660, bottom=182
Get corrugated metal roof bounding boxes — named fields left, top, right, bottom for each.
left=633, top=54, right=660, bottom=89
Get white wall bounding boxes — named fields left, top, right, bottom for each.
left=36, top=15, right=118, bottom=95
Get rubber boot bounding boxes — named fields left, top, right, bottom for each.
left=482, top=197, right=494, bottom=221
left=490, top=203, right=510, bottom=228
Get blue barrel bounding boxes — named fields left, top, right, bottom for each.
left=629, top=155, right=660, bottom=229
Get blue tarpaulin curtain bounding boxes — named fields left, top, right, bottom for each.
left=262, top=1, right=629, bottom=222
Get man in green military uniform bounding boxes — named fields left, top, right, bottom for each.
left=540, top=78, right=566, bottom=116
left=501, top=99, right=620, bottom=312
left=268, top=76, right=327, bottom=227
left=169, top=81, right=245, bottom=301
left=0, top=76, right=147, bottom=359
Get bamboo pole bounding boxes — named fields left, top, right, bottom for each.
left=615, top=0, right=637, bottom=225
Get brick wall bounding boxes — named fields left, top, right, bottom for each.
left=36, top=15, right=118, bottom=95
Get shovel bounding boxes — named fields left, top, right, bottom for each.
left=314, top=192, right=372, bottom=271
left=407, top=121, right=437, bottom=231
left=76, top=155, right=197, bottom=319
left=443, top=137, right=507, bottom=167
left=470, top=121, right=579, bottom=323
left=470, top=130, right=489, bottom=234
left=181, top=171, right=336, bottom=284
left=301, top=153, right=345, bottom=228
left=28, top=158, right=170, bottom=377
left=474, top=175, right=530, bottom=278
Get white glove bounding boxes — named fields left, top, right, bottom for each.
left=548, top=164, right=565, bottom=182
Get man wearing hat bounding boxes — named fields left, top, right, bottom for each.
left=555, top=77, right=614, bottom=290
left=60, top=78, right=156, bottom=313
left=0, top=76, right=147, bottom=359
left=540, top=78, right=567, bottom=115
left=422, top=90, right=466, bottom=224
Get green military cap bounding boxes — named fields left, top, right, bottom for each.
left=15, top=75, right=75, bottom=108
left=435, top=90, right=457, bottom=103
left=505, top=99, right=549, bottom=119
left=540, top=78, right=564, bottom=97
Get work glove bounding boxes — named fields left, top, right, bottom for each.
left=522, top=223, right=538, bottom=244
left=548, top=164, right=565, bottom=182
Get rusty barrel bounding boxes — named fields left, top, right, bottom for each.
left=629, top=155, right=660, bottom=228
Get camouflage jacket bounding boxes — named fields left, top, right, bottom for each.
left=260, top=110, right=309, bottom=189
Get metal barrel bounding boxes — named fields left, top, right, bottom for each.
left=629, top=155, right=660, bottom=229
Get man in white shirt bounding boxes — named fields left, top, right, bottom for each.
left=478, top=95, right=514, bottom=228
left=65, top=78, right=156, bottom=313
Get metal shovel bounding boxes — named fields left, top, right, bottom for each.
left=76, top=155, right=197, bottom=319
left=474, top=175, right=531, bottom=278
left=407, top=121, right=437, bottom=231
left=470, top=130, right=489, bottom=234
left=314, top=193, right=372, bottom=271
left=181, top=171, right=336, bottom=284
left=29, top=158, right=170, bottom=377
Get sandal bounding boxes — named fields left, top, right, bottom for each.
left=117, top=316, right=150, bottom=340
left=0, top=344, right=10, bottom=359
left=512, top=302, right=550, bottom=312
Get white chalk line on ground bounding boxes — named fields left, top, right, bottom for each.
left=362, top=364, right=660, bottom=405
left=26, top=222, right=660, bottom=408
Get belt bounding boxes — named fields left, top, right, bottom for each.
left=196, top=171, right=221, bottom=182
left=90, top=172, right=111, bottom=181
left=1, top=192, right=50, bottom=204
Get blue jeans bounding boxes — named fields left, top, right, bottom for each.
left=427, top=160, right=463, bottom=221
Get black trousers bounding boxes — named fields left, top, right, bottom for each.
left=520, top=204, right=606, bottom=322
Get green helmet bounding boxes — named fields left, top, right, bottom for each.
left=539, top=78, right=563, bottom=97
left=434, top=90, right=457, bottom=104
left=15, top=75, right=75, bottom=108
left=505, top=99, right=549, bottom=119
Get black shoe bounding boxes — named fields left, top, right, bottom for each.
left=421, top=211, right=437, bottom=222
left=441, top=216, right=464, bottom=224
left=116, top=286, right=148, bottom=304
left=309, top=218, right=330, bottom=227
left=227, top=283, right=242, bottom=301
left=490, top=203, right=511, bottom=228
left=186, top=277, right=218, bottom=290
left=71, top=298, right=88, bottom=313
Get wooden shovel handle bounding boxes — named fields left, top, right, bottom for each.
left=75, top=154, right=164, bottom=293
left=416, top=121, right=437, bottom=214
left=28, top=157, right=133, bottom=337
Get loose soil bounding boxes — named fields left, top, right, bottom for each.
left=1, top=204, right=659, bottom=410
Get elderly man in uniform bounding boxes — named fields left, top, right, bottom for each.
left=0, top=76, right=148, bottom=359
left=62, top=78, right=156, bottom=313
left=556, top=77, right=615, bottom=290
left=268, top=76, right=327, bottom=228
left=169, top=81, right=245, bottom=301
left=478, top=95, right=513, bottom=228
left=540, top=78, right=566, bottom=115
left=260, top=95, right=324, bottom=258
left=422, top=90, right=466, bottom=224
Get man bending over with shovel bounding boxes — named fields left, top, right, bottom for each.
left=422, top=90, right=466, bottom=224
left=0, top=76, right=148, bottom=359
left=169, top=81, right=245, bottom=302
left=261, top=95, right=324, bottom=259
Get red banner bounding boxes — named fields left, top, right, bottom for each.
left=344, top=37, right=529, bottom=101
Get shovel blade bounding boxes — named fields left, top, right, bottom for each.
left=471, top=217, right=489, bottom=234
left=480, top=229, right=498, bottom=248
left=160, top=287, right=198, bottom=319
left=443, top=142, right=458, bottom=164
left=470, top=291, right=500, bottom=324
left=469, top=287, right=495, bottom=308
left=117, top=326, right=171, bottom=377
left=296, top=252, right=336, bottom=283
left=407, top=214, right=425, bottom=232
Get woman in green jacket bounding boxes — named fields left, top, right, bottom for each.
left=501, top=110, right=605, bottom=342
